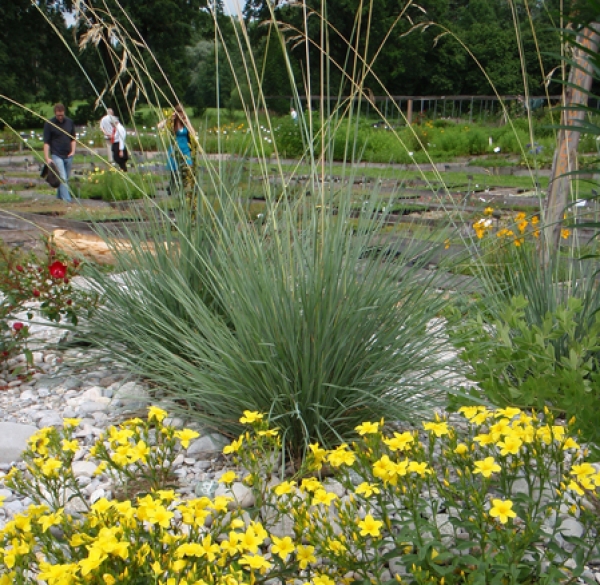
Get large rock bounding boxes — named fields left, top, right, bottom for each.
left=0, top=422, right=38, bottom=464
left=187, top=433, right=229, bottom=456
left=111, top=382, right=150, bottom=410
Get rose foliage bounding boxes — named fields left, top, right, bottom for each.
left=0, top=238, right=97, bottom=372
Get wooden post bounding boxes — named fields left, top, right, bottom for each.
left=543, top=24, right=600, bottom=264
left=407, top=99, right=413, bottom=124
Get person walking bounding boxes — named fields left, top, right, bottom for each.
left=110, top=116, right=129, bottom=172
left=99, top=108, right=114, bottom=162
left=43, top=103, right=76, bottom=203
left=290, top=107, right=298, bottom=125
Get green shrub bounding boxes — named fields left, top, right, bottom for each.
left=75, top=169, right=158, bottom=201
left=449, top=295, right=600, bottom=449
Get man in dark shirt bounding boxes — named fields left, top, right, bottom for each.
left=43, top=103, right=76, bottom=202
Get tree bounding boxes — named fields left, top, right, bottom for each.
left=0, top=0, right=80, bottom=123
left=75, top=0, right=208, bottom=114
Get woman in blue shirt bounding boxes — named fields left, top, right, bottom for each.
left=160, top=104, right=198, bottom=199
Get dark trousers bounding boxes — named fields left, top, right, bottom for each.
left=111, top=143, right=128, bottom=172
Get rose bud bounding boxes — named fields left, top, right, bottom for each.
left=63, top=278, right=69, bottom=284
left=32, top=289, right=40, bottom=297
left=16, top=265, right=23, bottom=272
left=73, top=259, right=80, bottom=267
left=66, top=299, right=72, bottom=305
left=13, top=322, right=24, bottom=332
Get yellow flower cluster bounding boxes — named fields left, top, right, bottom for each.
left=472, top=209, right=546, bottom=246
left=1, top=408, right=599, bottom=585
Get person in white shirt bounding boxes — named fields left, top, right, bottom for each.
left=99, top=108, right=115, bottom=162
left=110, top=117, right=128, bottom=172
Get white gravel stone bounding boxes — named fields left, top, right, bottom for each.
left=72, top=461, right=98, bottom=478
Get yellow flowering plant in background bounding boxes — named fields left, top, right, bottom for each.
left=1, top=408, right=599, bottom=585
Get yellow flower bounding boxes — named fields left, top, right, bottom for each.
left=199, top=534, right=220, bottom=562
left=473, top=433, right=495, bottom=446
left=61, top=438, right=79, bottom=452
left=130, top=440, right=150, bottom=463
left=41, top=458, right=62, bottom=477
left=271, top=535, right=295, bottom=560
left=257, top=428, right=279, bottom=437
left=570, top=463, right=596, bottom=480
left=494, top=407, right=521, bottom=419
left=211, top=495, right=233, bottom=513
left=239, top=411, right=264, bottom=424
left=175, top=428, right=200, bottom=449
left=148, top=406, right=168, bottom=422
left=562, top=437, right=579, bottom=450
left=489, top=498, right=517, bottom=524
left=355, top=421, right=380, bottom=435
left=223, top=436, right=243, bottom=455
left=239, top=526, right=264, bottom=553
left=473, top=457, right=501, bottom=478
left=300, top=477, right=322, bottom=492
left=384, top=431, right=414, bottom=452
left=219, top=471, right=237, bottom=484
left=39, top=511, right=64, bottom=533
left=458, top=405, right=486, bottom=419
left=355, top=482, right=380, bottom=497
left=497, top=435, right=523, bottom=456
left=372, top=454, right=398, bottom=483
left=308, top=443, right=327, bottom=465
left=239, top=554, right=272, bottom=572
left=422, top=421, right=450, bottom=437
left=312, top=489, right=338, bottom=506
left=38, top=562, right=79, bottom=584
left=561, top=229, right=571, bottom=239
left=567, top=480, right=585, bottom=495
left=220, top=531, right=241, bottom=557
left=407, top=461, right=431, bottom=477
left=313, top=575, right=335, bottom=585
left=484, top=207, right=494, bottom=216
left=358, top=514, right=383, bottom=538
left=444, top=239, right=451, bottom=249
left=296, top=544, right=317, bottom=569
left=274, top=481, right=296, bottom=496
left=63, top=418, right=82, bottom=428
left=327, top=444, right=356, bottom=467
left=146, top=504, right=174, bottom=528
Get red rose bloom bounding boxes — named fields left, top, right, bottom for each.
left=16, top=265, right=23, bottom=272
left=13, top=322, right=24, bottom=332
left=32, top=289, right=40, bottom=297
left=49, top=261, right=67, bottom=279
